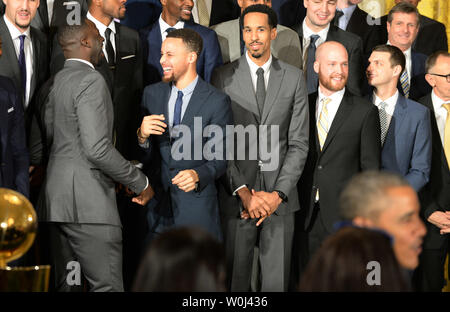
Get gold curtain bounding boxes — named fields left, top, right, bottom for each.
left=360, top=0, right=450, bottom=51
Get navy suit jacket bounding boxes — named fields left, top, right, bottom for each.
left=140, top=20, right=223, bottom=86
left=140, top=77, right=232, bottom=240
left=397, top=51, right=431, bottom=101
left=0, top=76, right=29, bottom=197
left=380, top=94, right=431, bottom=192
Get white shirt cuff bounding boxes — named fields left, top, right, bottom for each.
left=233, top=185, right=247, bottom=196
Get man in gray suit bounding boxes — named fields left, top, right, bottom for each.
left=212, top=5, right=309, bottom=291
left=40, top=19, right=153, bottom=292
left=211, top=0, right=303, bottom=69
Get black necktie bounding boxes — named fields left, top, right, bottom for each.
left=18, top=35, right=27, bottom=99
left=334, top=10, right=344, bottom=28
left=104, top=28, right=115, bottom=68
left=173, top=91, right=184, bottom=126
left=256, top=67, right=265, bottom=116
left=306, top=34, right=320, bottom=94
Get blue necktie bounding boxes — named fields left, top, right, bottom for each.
left=166, top=27, right=176, bottom=34
left=306, top=34, right=320, bottom=94
left=173, top=91, right=184, bottom=126
left=18, top=35, right=27, bottom=98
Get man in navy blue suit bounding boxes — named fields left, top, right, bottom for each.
left=367, top=44, right=431, bottom=192
left=0, top=35, right=29, bottom=198
left=137, top=29, right=232, bottom=240
left=140, top=0, right=222, bottom=86
left=385, top=2, right=431, bottom=100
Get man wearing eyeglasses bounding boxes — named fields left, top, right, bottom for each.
left=414, top=51, right=450, bottom=291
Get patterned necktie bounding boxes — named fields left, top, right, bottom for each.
left=443, top=103, right=450, bottom=168
left=173, top=91, right=184, bottom=126
left=334, top=10, right=344, bottom=28
left=379, top=101, right=389, bottom=146
left=256, top=67, right=265, bottom=116
left=197, top=0, right=210, bottom=27
left=317, top=97, right=331, bottom=150
left=306, top=35, right=320, bottom=94
left=18, top=35, right=27, bottom=98
left=400, top=70, right=410, bottom=98
left=104, top=28, right=115, bottom=68
left=166, top=27, right=176, bottom=34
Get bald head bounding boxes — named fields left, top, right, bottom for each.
left=314, top=41, right=349, bottom=95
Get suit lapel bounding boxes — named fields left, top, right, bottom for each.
left=235, top=55, right=261, bottom=122
left=30, top=28, right=40, bottom=99
left=113, top=22, right=121, bottom=86
left=261, top=58, right=284, bottom=124
left=386, top=94, right=407, bottom=149
left=0, top=19, right=22, bottom=90
left=321, top=91, right=354, bottom=153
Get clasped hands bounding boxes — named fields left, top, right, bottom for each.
left=238, top=187, right=282, bottom=226
left=428, top=211, right=450, bottom=235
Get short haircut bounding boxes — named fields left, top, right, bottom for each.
left=166, top=28, right=203, bottom=56
left=339, top=171, right=410, bottom=221
left=240, top=4, right=278, bottom=30
left=387, top=2, right=420, bottom=26
left=372, top=44, right=406, bottom=73
left=57, top=18, right=90, bottom=48
left=425, top=50, right=450, bottom=73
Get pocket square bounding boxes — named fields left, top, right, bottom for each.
left=7, top=107, right=14, bottom=113
left=121, top=55, right=135, bottom=60
left=63, top=1, right=78, bottom=5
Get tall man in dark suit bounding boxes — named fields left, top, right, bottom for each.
left=383, top=2, right=431, bottom=101
left=41, top=19, right=153, bottom=292
left=297, top=41, right=381, bottom=273
left=378, top=0, right=448, bottom=56
left=0, top=35, right=29, bottom=198
left=293, top=0, right=364, bottom=96
left=333, top=0, right=382, bottom=56
left=140, top=0, right=222, bottom=85
left=138, top=28, right=232, bottom=241
left=212, top=5, right=309, bottom=291
left=414, top=51, right=450, bottom=291
left=367, top=44, right=431, bottom=192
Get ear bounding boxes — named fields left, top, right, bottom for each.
left=425, top=73, right=435, bottom=88
left=313, top=60, right=319, bottom=74
left=92, top=0, right=102, bottom=7
left=188, top=51, right=197, bottom=64
left=386, top=21, right=391, bottom=34
left=160, top=0, right=167, bottom=7
left=80, top=35, right=90, bottom=49
left=271, top=27, right=277, bottom=41
left=392, top=64, right=402, bottom=77
left=237, top=0, right=243, bottom=8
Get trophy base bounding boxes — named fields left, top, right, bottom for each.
left=0, top=265, right=51, bottom=292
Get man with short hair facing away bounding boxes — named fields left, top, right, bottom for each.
left=366, top=44, right=431, bottom=192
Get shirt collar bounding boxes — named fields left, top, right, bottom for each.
left=66, top=58, right=95, bottom=69
left=3, top=15, right=31, bottom=39
left=87, top=11, right=116, bottom=36
left=341, top=5, right=357, bottom=20
left=431, top=89, right=450, bottom=111
left=159, top=14, right=184, bottom=35
left=245, top=52, right=272, bottom=75
left=387, top=41, right=412, bottom=58
left=302, top=18, right=330, bottom=42
left=318, top=86, right=345, bottom=104
left=373, top=90, right=399, bottom=109
left=172, top=75, right=199, bottom=95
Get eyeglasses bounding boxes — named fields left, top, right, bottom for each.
left=429, top=73, right=450, bottom=83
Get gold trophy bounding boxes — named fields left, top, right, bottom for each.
left=0, top=188, right=50, bottom=291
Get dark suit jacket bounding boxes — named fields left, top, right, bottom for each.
left=379, top=94, right=431, bottom=192
left=0, top=76, right=29, bottom=197
left=418, top=94, right=450, bottom=249
left=379, top=14, right=448, bottom=56
left=208, top=0, right=240, bottom=27
left=292, top=23, right=364, bottom=96
left=397, top=51, right=431, bottom=101
left=140, top=20, right=223, bottom=85
left=50, top=21, right=143, bottom=160
left=121, top=1, right=162, bottom=31
left=274, top=0, right=306, bottom=28
left=140, top=78, right=233, bottom=240
left=0, top=17, right=49, bottom=139
left=298, top=90, right=381, bottom=233
left=337, top=6, right=382, bottom=57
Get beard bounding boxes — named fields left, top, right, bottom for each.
left=162, top=72, right=175, bottom=83
left=319, top=74, right=347, bottom=92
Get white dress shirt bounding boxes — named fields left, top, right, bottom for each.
left=47, top=0, right=55, bottom=24
left=66, top=58, right=95, bottom=69
left=192, top=0, right=212, bottom=24
left=431, top=90, right=449, bottom=146
left=302, top=19, right=330, bottom=69
left=245, top=52, right=272, bottom=92
left=159, top=15, right=184, bottom=42
left=316, top=86, right=346, bottom=126
left=373, top=90, right=399, bottom=131
left=388, top=41, right=412, bottom=86
left=4, top=15, right=34, bottom=107
left=87, top=12, right=117, bottom=63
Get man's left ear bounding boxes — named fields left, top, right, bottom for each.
left=271, top=27, right=277, bottom=40
left=188, top=52, right=197, bottom=64
left=393, top=64, right=402, bottom=77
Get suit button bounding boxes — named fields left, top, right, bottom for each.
left=318, top=165, right=323, bottom=170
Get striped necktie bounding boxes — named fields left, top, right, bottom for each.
left=400, top=70, right=410, bottom=98
left=379, top=101, right=389, bottom=146
left=317, top=97, right=331, bottom=150
left=444, top=103, right=450, bottom=168
left=197, top=0, right=210, bottom=27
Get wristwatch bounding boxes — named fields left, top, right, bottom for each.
left=275, top=190, right=288, bottom=203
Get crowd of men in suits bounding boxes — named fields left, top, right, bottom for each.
left=0, top=0, right=449, bottom=292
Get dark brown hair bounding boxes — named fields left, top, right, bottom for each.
left=166, top=28, right=203, bottom=56
left=372, top=44, right=406, bottom=74
left=425, top=50, right=450, bottom=73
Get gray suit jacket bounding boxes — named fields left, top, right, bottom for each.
left=212, top=19, right=303, bottom=69
left=40, top=60, right=147, bottom=226
left=212, top=55, right=309, bottom=217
